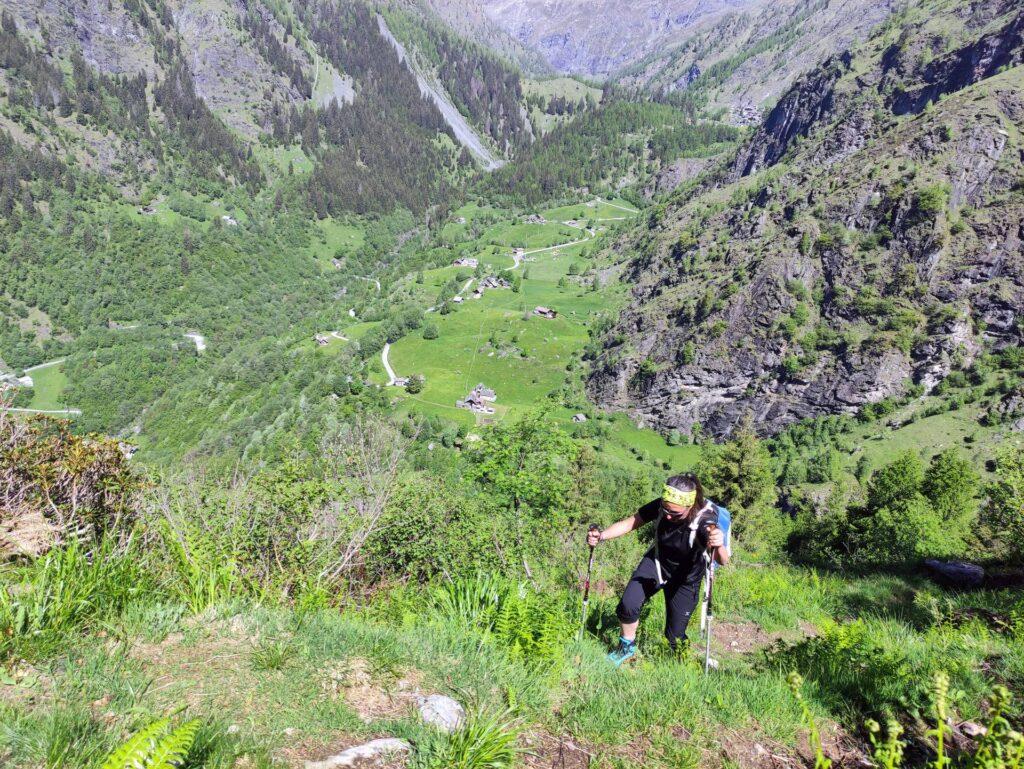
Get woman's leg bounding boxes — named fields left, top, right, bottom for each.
left=663, top=581, right=700, bottom=649
left=616, top=556, right=661, bottom=641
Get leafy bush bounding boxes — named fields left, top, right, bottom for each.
left=363, top=474, right=496, bottom=582
left=0, top=409, right=142, bottom=552
left=913, top=183, right=950, bottom=219
left=768, top=618, right=981, bottom=718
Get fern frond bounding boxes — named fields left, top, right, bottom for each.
left=144, top=719, right=200, bottom=769
left=101, top=718, right=171, bottom=769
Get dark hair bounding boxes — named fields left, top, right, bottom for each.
left=666, top=472, right=705, bottom=510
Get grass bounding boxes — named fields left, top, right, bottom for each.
left=4, top=549, right=1017, bottom=769
left=521, top=77, right=603, bottom=134
left=306, top=218, right=366, bottom=267
left=793, top=371, right=1021, bottom=496
left=388, top=236, right=601, bottom=419
left=26, top=361, right=67, bottom=411
left=602, top=413, right=702, bottom=471
left=384, top=199, right=695, bottom=468
left=254, top=144, right=313, bottom=177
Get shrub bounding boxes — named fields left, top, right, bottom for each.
left=416, top=708, right=521, bottom=769
left=364, top=474, right=495, bottom=582
left=988, top=445, right=1024, bottom=560
left=768, top=619, right=979, bottom=718
left=697, top=420, right=787, bottom=555
left=431, top=574, right=571, bottom=663
left=913, top=183, right=950, bottom=220
left=0, top=408, right=142, bottom=553
left=422, top=323, right=439, bottom=340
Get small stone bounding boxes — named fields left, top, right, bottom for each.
left=227, top=724, right=240, bottom=734
left=960, top=721, right=987, bottom=739
left=418, top=694, right=466, bottom=733
left=305, top=738, right=411, bottom=769
left=283, top=727, right=297, bottom=737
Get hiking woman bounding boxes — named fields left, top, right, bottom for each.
left=587, top=473, right=730, bottom=665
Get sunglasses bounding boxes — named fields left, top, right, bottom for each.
left=660, top=502, right=693, bottom=518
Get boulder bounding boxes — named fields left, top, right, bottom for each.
left=418, top=694, right=465, bottom=733
left=304, top=738, right=411, bottom=769
left=923, top=560, right=985, bottom=589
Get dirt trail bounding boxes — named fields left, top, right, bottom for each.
left=356, top=276, right=381, bottom=292
left=1, top=407, right=82, bottom=416
left=23, top=358, right=66, bottom=373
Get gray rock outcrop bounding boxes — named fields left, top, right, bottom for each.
left=418, top=694, right=466, bottom=733
left=305, top=738, right=411, bottom=769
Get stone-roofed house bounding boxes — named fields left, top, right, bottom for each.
left=456, top=383, right=497, bottom=414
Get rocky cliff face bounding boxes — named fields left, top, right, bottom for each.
left=734, top=0, right=1024, bottom=177
left=615, top=0, right=893, bottom=118
left=589, top=0, right=1024, bottom=439
left=475, top=0, right=765, bottom=78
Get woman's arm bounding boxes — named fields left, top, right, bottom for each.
left=588, top=513, right=646, bottom=545
left=708, top=525, right=730, bottom=566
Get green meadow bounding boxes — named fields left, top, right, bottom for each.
left=388, top=203, right=624, bottom=424
left=26, top=361, right=68, bottom=411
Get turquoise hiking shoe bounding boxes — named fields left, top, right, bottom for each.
left=607, top=637, right=637, bottom=667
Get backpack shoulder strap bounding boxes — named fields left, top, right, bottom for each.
left=653, top=506, right=666, bottom=586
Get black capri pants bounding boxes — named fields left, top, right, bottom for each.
left=616, top=554, right=701, bottom=646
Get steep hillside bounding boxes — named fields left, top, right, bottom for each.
left=589, top=0, right=1024, bottom=439
left=475, top=0, right=765, bottom=78
left=480, top=98, right=740, bottom=206
left=414, top=0, right=553, bottom=75
left=617, top=0, right=894, bottom=123
left=0, top=0, right=536, bottom=213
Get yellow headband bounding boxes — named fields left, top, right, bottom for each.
left=662, top=485, right=697, bottom=508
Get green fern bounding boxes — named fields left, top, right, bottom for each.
left=100, top=718, right=173, bottom=769
left=142, top=720, right=201, bottom=769
left=100, top=718, right=200, bottom=769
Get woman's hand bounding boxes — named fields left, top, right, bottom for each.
left=587, top=528, right=602, bottom=547
left=706, top=525, right=724, bottom=549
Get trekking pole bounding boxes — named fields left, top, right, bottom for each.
left=578, top=524, right=600, bottom=643
left=703, top=552, right=716, bottom=673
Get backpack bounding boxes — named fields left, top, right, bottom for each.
left=699, top=502, right=731, bottom=633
